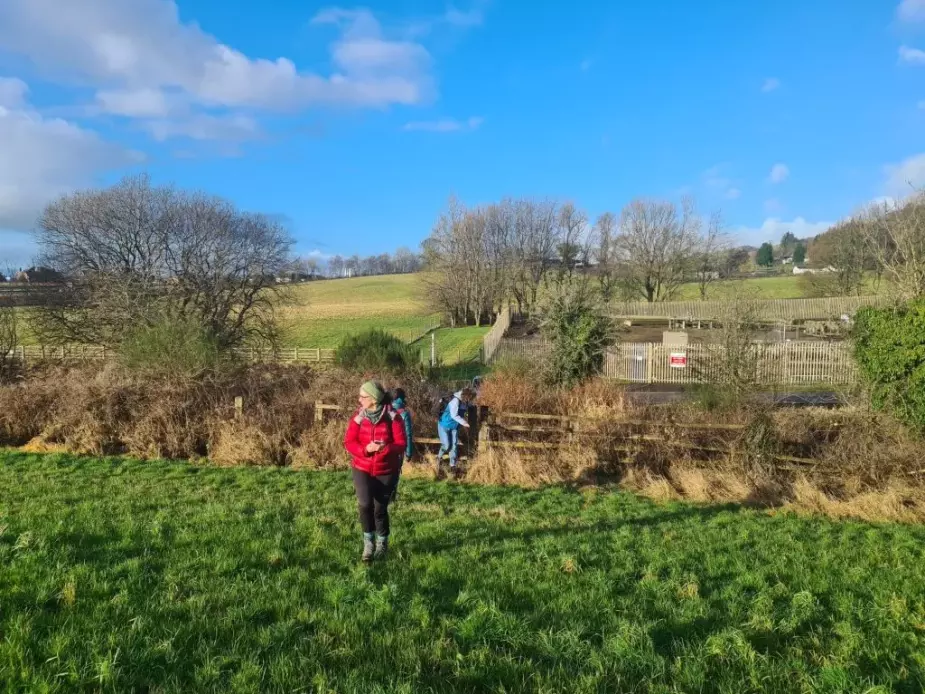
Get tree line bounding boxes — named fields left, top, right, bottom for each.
left=798, top=196, right=925, bottom=299
left=421, top=195, right=730, bottom=326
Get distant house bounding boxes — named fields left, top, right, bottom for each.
left=13, top=266, right=64, bottom=284
left=793, top=266, right=835, bottom=275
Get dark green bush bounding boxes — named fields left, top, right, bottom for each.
left=335, top=329, right=416, bottom=373
left=541, top=284, right=615, bottom=387
left=854, top=300, right=925, bottom=433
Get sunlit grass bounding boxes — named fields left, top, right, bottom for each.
left=2, top=450, right=924, bottom=693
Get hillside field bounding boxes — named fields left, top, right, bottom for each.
left=1, top=451, right=923, bottom=692
left=10, top=272, right=881, bottom=363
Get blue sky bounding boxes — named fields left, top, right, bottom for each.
left=1, top=0, right=925, bottom=268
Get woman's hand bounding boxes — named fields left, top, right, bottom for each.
left=365, top=442, right=383, bottom=454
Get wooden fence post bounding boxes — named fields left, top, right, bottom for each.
left=234, top=396, right=243, bottom=421
left=315, top=401, right=324, bottom=424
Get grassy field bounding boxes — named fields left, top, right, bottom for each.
left=279, top=275, right=440, bottom=348
left=2, top=451, right=924, bottom=693
left=673, top=274, right=882, bottom=301
left=281, top=276, right=487, bottom=363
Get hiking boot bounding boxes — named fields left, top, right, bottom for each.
left=374, top=535, right=389, bottom=560
left=361, top=534, right=375, bottom=563
left=451, top=466, right=462, bottom=480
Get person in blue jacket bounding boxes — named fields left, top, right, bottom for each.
left=390, top=388, right=414, bottom=501
left=437, top=387, right=474, bottom=476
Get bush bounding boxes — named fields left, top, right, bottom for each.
left=693, top=294, right=764, bottom=409
left=541, top=283, right=615, bottom=387
left=335, top=329, right=416, bottom=373
left=854, top=300, right=925, bottom=433
left=120, top=317, right=221, bottom=378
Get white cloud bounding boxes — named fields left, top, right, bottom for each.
left=0, top=77, right=28, bottom=109
left=735, top=217, right=834, bottom=246
left=768, top=163, right=790, bottom=184
left=0, top=81, right=141, bottom=232
left=144, top=113, right=261, bottom=142
left=761, top=77, right=780, bottom=93
left=898, top=0, right=925, bottom=22
left=405, top=4, right=485, bottom=36
left=899, top=45, right=925, bottom=65
left=96, top=88, right=175, bottom=118
left=764, top=198, right=782, bottom=214
left=701, top=163, right=741, bottom=200
left=884, top=152, right=925, bottom=197
left=0, top=0, right=435, bottom=140
left=403, top=116, right=483, bottom=132
left=443, top=6, right=484, bottom=28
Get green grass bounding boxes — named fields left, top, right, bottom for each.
left=285, top=316, right=440, bottom=349
left=280, top=275, right=439, bottom=348
left=2, top=451, right=924, bottom=693
left=673, top=274, right=882, bottom=301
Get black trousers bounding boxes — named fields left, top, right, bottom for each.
left=352, top=468, right=398, bottom=536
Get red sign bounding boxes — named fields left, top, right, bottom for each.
left=670, top=352, right=687, bottom=368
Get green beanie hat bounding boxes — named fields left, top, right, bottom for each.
left=360, top=381, right=386, bottom=404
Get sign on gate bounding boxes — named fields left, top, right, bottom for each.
left=669, top=352, right=687, bottom=368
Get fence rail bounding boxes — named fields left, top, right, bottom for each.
left=481, top=305, right=512, bottom=362
left=610, top=295, right=890, bottom=322
left=493, top=339, right=859, bottom=386
left=5, top=344, right=338, bottom=364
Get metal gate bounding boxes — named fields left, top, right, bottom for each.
left=627, top=344, right=648, bottom=383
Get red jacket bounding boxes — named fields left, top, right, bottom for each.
left=344, top=407, right=406, bottom=476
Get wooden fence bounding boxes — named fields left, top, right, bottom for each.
left=492, top=339, right=859, bottom=386
left=610, top=295, right=890, bottom=322
left=481, top=304, right=512, bottom=362
left=5, top=344, right=337, bottom=365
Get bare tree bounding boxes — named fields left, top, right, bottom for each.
left=591, top=212, right=619, bottom=300
left=805, top=219, right=870, bottom=296
left=0, top=304, right=17, bottom=379
left=32, top=174, right=292, bottom=350
left=861, top=195, right=925, bottom=301
left=616, top=197, right=701, bottom=302
left=556, top=202, right=590, bottom=281
left=510, top=199, right=559, bottom=314
left=393, top=247, right=419, bottom=274
left=328, top=255, right=346, bottom=277
left=695, top=211, right=729, bottom=300
left=281, top=256, right=320, bottom=281
left=423, top=197, right=513, bottom=326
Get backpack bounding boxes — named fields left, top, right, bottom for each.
left=430, top=393, right=452, bottom=419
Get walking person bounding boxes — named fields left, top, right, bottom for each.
left=344, top=381, right=406, bottom=563
left=390, top=388, right=414, bottom=502
left=437, top=387, right=474, bottom=478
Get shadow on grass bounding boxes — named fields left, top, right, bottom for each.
left=404, top=503, right=741, bottom=561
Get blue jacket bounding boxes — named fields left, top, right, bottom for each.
left=439, top=392, right=469, bottom=432
left=391, top=398, right=414, bottom=459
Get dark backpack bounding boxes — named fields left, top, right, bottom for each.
left=430, top=393, right=452, bottom=419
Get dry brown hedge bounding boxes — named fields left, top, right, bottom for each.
left=2, top=363, right=925, bottom=522
left=0, top=362, right=439, bottom=467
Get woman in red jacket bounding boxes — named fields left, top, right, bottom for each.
left=344, top=381, right=406, bottom=562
